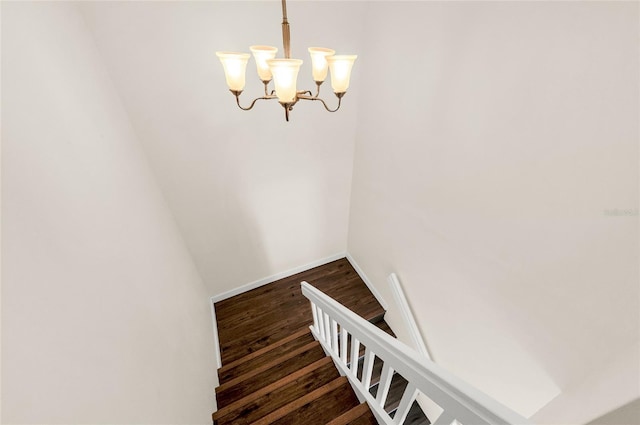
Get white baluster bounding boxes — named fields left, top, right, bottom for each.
left=350, top=337, right=360, bottom=375
left=362, top=347, right=375, bottom=389
left=311, top=302, right=319, bottom=334
left=393, top=382, right=418, bottom=424
left=317, top=307, right=325, bottom=341
left=376, top=363, right=394, bottom=406
left=340, top=327, right=348, bottom=364
left=331, top=320, right=339, bottom=355
left=323, top=312, right=331, bottom=348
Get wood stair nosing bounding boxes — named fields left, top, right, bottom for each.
left=213, top=356, right=337, bottom=425
left=248, top=376, right=354, bottom=425
left=325, top=403, right=376, bottom=425
left=217, top=328, right=314, bottom=384
left=216, top=341, right=325, bottom=407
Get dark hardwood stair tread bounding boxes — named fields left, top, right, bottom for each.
left=215, top=341, right=325, bottom=407
left=249, top=377, right=359, bottom=425
left=217, top=328, right=315, bottom=385
left=213, top=357, right=339, bottom=425
left=325, top=403, right=377, bottom=425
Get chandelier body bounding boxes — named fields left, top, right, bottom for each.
left=216, top=0, right=357, bottom=121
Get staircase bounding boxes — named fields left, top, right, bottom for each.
left=212, top=258, right=430, bottom=424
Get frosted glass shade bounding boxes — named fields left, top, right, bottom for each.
left=250, top=45, right=278, bottom=81
left=216, top=52, right=250, bottom=91
left=308, top=47, right=335, bottom=82
left=267, top=59, right=303, bottom=103
left=327, top=55, right=357, bottom=93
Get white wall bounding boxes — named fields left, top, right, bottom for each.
left=348, top=1, right=638, bottom=423
left=2, top=3, right=216, bottom=423
left=79, top=1, right=365, bottom=297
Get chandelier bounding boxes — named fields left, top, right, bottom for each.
left=215, top=0, right=357, bottom=121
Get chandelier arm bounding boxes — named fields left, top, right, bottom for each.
left=297, top=93, right=343, bottom=113
left=232, top=90, right=277, bottom=111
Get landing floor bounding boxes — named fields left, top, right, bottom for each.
left=214, top=258, right=385, bottom=365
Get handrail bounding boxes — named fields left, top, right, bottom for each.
left=301, top=281, right=532, bottom=425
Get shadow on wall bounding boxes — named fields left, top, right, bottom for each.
left=585, top=399, right=640, bottom=425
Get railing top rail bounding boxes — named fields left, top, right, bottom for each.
left=301, top=281, right=532, bottom=425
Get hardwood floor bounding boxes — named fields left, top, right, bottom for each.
left=214, top=258, right=385, bottom=365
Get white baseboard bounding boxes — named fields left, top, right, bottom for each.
left=210, top=297, right=222, bottom=369
left=209, top=252, right=347, bottom=369
left=345, top=252, right=389, bottom=310
left=211, top=252, right=347, bottom=303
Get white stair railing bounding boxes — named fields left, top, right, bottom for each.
left=301, top=281, right=532, bottom=425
